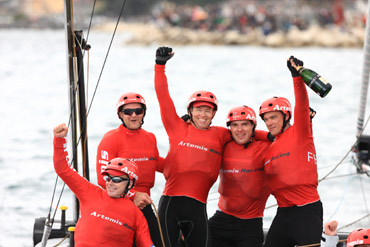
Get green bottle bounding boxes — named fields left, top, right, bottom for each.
left=296, top=66, right=332, bottom=98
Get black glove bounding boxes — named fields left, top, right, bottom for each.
left=309, top=107, right=316, bottom=121
left=287, top=55, right=303, bottom=78
left=156, top=46, right=174, bottom=65
left=181, top=114, right=191, bottom=122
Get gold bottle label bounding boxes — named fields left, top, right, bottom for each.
left=318, top=76, right=329, bottom=85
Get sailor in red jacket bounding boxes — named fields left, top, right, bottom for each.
left=154, top=46, right=232, bottom=247
left=260, top=56, right=323, bottom=247
left=208, top=105, right=271, bottom=247
left=96, top=93, right=163, bottom=246
left=53, top=123, right=154, bottom=247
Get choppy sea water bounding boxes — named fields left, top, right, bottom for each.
left=0, top=29, right=370, bottom=246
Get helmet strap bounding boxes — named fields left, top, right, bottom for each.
left=281, top=112, right=291, bottom=134
left=121, top=178, right=135, bottom=198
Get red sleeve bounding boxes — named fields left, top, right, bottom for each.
left=154, top=64, right=186, bottom=136
left=134, top=209, right=154, bottom=247
left=254, top=130, right=269, bottom=141
left=217, top=127, right=232, bottom=148
left=53, top=137, right=92, bottom=203
left=293, top=76, right=312, bottom=141
left=96, top=132, right=119, bottom=188
left=156, top=156, right=165, bottom=173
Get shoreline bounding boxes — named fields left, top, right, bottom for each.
left=96, top=22, right=365, bottom=47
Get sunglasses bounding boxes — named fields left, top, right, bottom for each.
left=103, top=175, right=130, bottom=183
left=122, top=108, right=144, bottom=116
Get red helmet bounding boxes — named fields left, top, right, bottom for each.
left=226, top=105, right=256, bottom=127
left=187, top=91, right=218, bottom=111
left=101, top=158, right=139, bottom=183
left=116, top=92, right=146, bottom=114
left=346, top=228, right=370, bottom=247
left=259, top=96, right=292, bottom=119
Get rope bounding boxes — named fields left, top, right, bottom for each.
left=151, top=202, right=166, bottom=247
left=295, top=239, right=347, bottom=247
left=52, top=233, right=70, bottom=247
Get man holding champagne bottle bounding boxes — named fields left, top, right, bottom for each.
left=259, top=56, right=323, bottom=247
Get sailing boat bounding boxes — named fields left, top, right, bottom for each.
left=31, top=0, right=370, bottom=245
left=33, top=0, right=90, bottom=246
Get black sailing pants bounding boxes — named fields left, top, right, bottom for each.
left=264, top=200, right=323, bottom=247
left=208, top=210, right=264, bottom=247
left=158, top=195, right=211, bottom=247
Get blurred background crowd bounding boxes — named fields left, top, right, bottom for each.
left=150, top=0, right=367, bottom=36
left=0, top=0, right=367, bottom=34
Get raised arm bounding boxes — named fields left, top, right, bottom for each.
left=53, top=123, right=91, bottom=202
left=287, top=56, right=312, bottom=140
left=321, top=220, right=339, bottom=247
left=154, top=46, right=185, bottom=136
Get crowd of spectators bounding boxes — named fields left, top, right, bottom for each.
left=150, top=0, right=367, bottom=36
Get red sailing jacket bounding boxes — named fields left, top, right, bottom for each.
left=154, top=64, right=232, bottom=203
left=218, top=140, right=271, bottom=219
left=263, top=77, right=320, bottom=207
left=96, top=125, right=161, bottom=198
left=54, top=137, right=154, bottom=247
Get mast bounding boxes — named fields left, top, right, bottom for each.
left=64, top=0, right=90, bottom=220
left=354, top=0, right=370, bottom=176
left=33, top=1, right=91, bottom=246
left=357, top=0, right=370, bottom=136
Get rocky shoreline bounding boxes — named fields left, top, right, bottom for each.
left=96, top=22, right=365, bottom=47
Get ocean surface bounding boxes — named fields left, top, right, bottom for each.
left=1, top=29, right=370, bottom=246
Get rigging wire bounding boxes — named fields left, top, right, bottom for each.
left=318, top=172, right=358, bottom=181
left=85, top=0, right=128, bottom=118
left=319, top=112, right=370, bottom=182
left=338, top=212, right=370, bottom=231
left=45, top=0, right=129, bottom=232
left=326, top=162, right=352, bottom=221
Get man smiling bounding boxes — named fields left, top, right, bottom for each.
left=209, top=105, right=271, bottom=247
left=96, top=92, right=163, bottom=246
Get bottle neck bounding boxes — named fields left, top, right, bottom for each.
left=296, top=66, right=304, bottom=73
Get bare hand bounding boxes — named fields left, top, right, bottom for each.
left=324, top=220, right=338, bottom=236
left=53, top=123, right=68, bottom=138
left=133, top=192, right=152, bottom=210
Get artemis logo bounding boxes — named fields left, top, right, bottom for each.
left=273, top=105, right=291, bottom=111
left=347, top=240, right=363, bottom=247
left=246, top=114, right=256, bottom=121
left=121, top=166, right=139, bottom=180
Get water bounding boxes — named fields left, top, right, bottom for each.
left=1, top=29, right=370, bottom=246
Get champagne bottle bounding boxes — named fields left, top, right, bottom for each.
left=296, top=66, right=332, bottom=98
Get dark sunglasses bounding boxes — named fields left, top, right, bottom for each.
left=103, top=175, right=130, bottom=183
left=122, top=108, right=144, bottom=116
